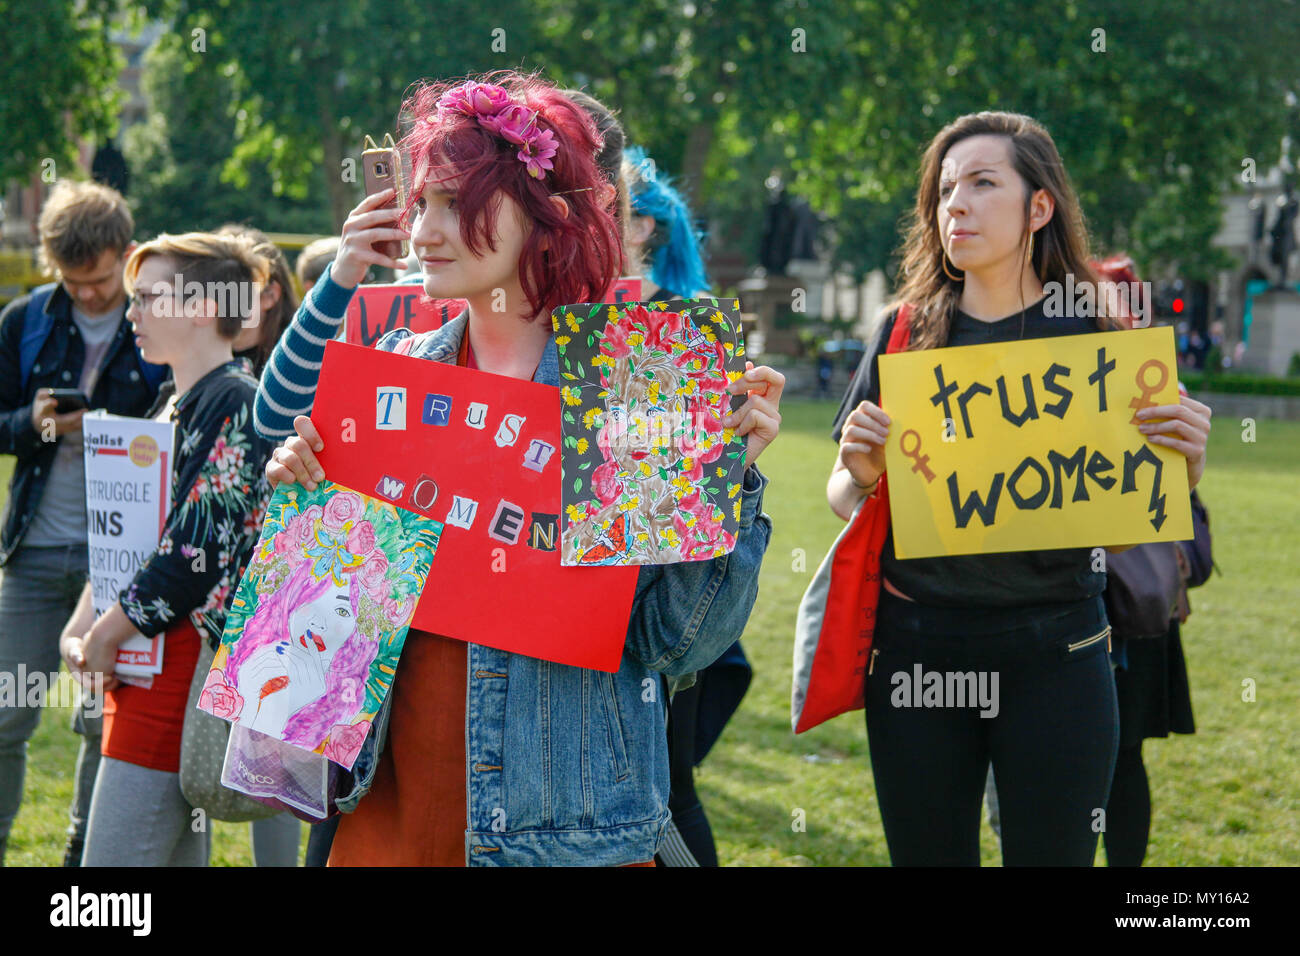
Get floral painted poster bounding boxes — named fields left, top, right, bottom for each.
left=199, top=480, right=442, bottom=769
left=553, top=299, right=748, bottom=566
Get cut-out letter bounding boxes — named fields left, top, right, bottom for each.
left=375, top=474, right=407, bottom=501
left=465, top=402, right=488, bottom=429
left=409, top=474, right=439, bottom=512
left=494, top=414, right=526, bottom=448
left=488, top=499, right=526, bottom=545
left=376, top=387, right=406, bottom=430
left=522, top=439, right=555, bottom=473
left=422, top=393, right=453, bottom=426
left=446, top=496, right=478, bottom=530
left=528, top=512, right=558, bottom=551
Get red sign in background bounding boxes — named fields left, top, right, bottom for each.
left=342, top=279, right=643, bottom=348
left=311, top=340, right=639, bottom=671
left=343, top=285, right=463, bottom=347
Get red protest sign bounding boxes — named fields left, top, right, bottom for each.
left=310, top=340, right=639, bottom=671
left=343, top=284, right=465, bottom=347
left=343, top=280, right=640, bottom=348
left=609, top=277, right=642, bottom=303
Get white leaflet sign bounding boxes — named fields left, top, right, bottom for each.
left=82, top=411, right=175, bottom=677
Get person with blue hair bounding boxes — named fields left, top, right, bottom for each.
left=624, top=146, right=710, bottom=300
left=623, top=145, right=752, bottom=867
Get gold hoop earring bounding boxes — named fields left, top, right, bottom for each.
left=941, top=252, right=963, bottom=282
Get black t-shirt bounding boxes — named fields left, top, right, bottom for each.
left=831, top=296, right=1107, bottom=609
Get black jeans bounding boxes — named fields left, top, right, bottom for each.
left=865, top=590, right=1118, bottom=866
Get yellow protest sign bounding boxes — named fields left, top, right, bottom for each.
left=877, top=326, right=1192, bottom=559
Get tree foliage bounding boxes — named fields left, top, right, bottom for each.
left=66, top=0, right=1300, bottom=285
left=122, top=37, right=333, bottom=235
left=138, top=0, right=533, bottom=228
left=0, top=0, right=126, bottom=184
left=778, top=0, right=1300, bottom=281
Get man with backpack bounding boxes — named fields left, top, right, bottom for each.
left=0, top=180, right=167, bottom=866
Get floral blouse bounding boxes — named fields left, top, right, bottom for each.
left=119, top=361, right=275, bottom=646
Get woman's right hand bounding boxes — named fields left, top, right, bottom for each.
left=60, top=632, right=87, bottom=683
left=60, top=633, right=120, bottom=692
left=329, top=188, right=411, bottom=289
left=266, top=415, right=326, bottom=491
left=838, top=400, right=891, bottom=489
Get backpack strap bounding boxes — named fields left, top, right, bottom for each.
left=135, top=347, right=170, bottom=391
left=885, top=302, right=913, bottom=354
left=18, top=283, right=59, bottom=391
left=18, top=283, right=167, bottom=394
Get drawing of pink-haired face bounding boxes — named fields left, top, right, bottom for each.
left=287, top=576, right=355, bottom=661
left=227, top=560, right=361, bottom=684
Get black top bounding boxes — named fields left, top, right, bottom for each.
left=831, top=296, right=1107, bottom=609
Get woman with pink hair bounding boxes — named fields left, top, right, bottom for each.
left=256, top=71, right=784, bottom=867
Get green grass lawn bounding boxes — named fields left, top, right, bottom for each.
left=3, top=402, right=1297, bottom=865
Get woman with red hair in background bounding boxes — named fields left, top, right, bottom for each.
left=1094, top=254, right=1209, bottom=866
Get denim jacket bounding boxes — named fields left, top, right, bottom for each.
left=320, top=312, right=772, bottom=865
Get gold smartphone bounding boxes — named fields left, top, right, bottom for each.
left=361, top=134, right=409, bottom=260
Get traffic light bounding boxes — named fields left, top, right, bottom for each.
left=1152, top=279, right=1185, bottom=322
left=1152, top=278, right=1206, bottom=329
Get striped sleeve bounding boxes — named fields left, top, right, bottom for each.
left=253, top=262, right=356, bottom=440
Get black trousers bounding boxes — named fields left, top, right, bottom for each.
left=865, top=591, right=1119, bottom=866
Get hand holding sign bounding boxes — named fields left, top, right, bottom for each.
left=837, top=400, right=892, bottom=489
left=1134, top=394, right=1212, bottom=491
left=724, top=361, right=787, bottom=469
left=266, top=416, right=327, bottom=492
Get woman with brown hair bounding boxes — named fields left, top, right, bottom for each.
left=59, top=232, right=276, bottom=865
left=829, top=112, right=1211, bottom=865
left=214, top=223, right=306, bottom=866
left=216, top=225, right=301, bottom=377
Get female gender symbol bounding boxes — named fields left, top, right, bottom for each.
left=1128, top=359, right=1168, bottom=423
left=899, top=429, right=937, bottom=483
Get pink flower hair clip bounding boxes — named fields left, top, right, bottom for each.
left=435, top=82, right=559, bottom=180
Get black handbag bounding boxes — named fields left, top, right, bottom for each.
left=1104, top=541, right=1184, bottom=639
left=1179, top=489, right=1216, bottom=589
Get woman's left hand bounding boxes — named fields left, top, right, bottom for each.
left=1135, top=394, right=1212, bottom=490
left=80, top=629, right=120, bottom=686
left=724, top=362, right=786, bottom=469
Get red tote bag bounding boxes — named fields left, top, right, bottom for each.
left=792, top=305, right=912, bottom=734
